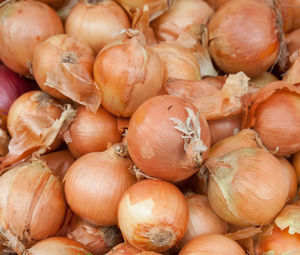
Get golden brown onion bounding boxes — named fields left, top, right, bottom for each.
left=292, top=151, right=300, bottom=183
left=65, top=0, right=130, bottom=55
left=279, top=0, right=300, bottom=32
left=0, top=0, right=63, bottom=76
left=66, top=106, right=121, bottom=158
left=118, top=179, right=189, bottom=252
left=208, top=0, right=281, bottom=77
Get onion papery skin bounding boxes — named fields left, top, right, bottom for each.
left=65, top=0, right=130, bottom=55
left=64, top=144, right=136, bottom=226
left=243, top=81, right=300, bottom=156
left=283, top=54, right=300, bottom=84
left=0, top=160, right=66, bottom=248
left=153, top=43, right=201, bottom=81
left=118, top=179, right=189, bottom=252
left=208, top=0, right=281, bottom=78
left=180, top=195, right=228, bottom=247
left=66, top=106, right=121, bottom=158
left=279, top=0, right=300, bottom=32
left=286, top=29, right=300, bottom=58
left=26, top=237, right=92, bottom=255
left=292, top=151, right=300, bottom=184
left=93, top=35, right=164, bottom=117
left=179, top=234, right=246, bottom=255
left=127, top=95, right=210, bottom=182
left=0, top=0, right=64, bottom=76
left=207, top=148, right=289, bottom=226
left=67, top=214, right=123, bottom=255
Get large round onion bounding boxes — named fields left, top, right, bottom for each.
left=0, top=0, right=64, bottom=76
left=208, top=0, right=281, bottom=77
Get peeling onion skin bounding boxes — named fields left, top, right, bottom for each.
left=292, top=151, right=300, bottom=184
left=0, top=0, right=64, bottom=76
left=179, top=234, right=246, bottom=255
left=118, top=179, right=189, bottom=252
left=208, top=0, right=281, bottom=78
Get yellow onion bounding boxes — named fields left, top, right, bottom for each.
left=41, top=150, right=75, bottom=181
left=207, top=148, right=289, bottom=226
left=0, top=160, right=66, bottom=253
left=203, top=0, right=230, bottom=10
left=107, top=243, right=161, bottom=255
left=180, top=194, right=228, bottom=247
left=32, top=34, right=101, bottom=113
left=279, top=0, right=300, bottom=32
left=0, top=91, right=76, bottom=170
left=67, top=215, right=122, bottom=255
left=250, top=72, right=278, bottom=89
left=286, top=29, right=300, bottom=58
left=0, top=0, right=63, bottom=76
left=243, top=81, right=300, bottom=156
left=153, top=42, right=201, bottom=81
left=127, top=95, right=210, bottom=182
left=208, top=0, right=281, bottom=78
left=0, top=129, right=9, bottom=156
left=65, top=106, right=121, bottom=158
left=64, top=144, right=136, bottom=226
left=65, top=0, right=130, bottom=55
left=179, top=234, right=245, bottom=255
left=118, top=179, right=189, bottom=252
left=151, top=0, right=214, bottom=46
left=93, top=31, right=164, bottom=117
left=292, top=151, right=300, bottom=183
left=26, top=237, right=92, bottom=255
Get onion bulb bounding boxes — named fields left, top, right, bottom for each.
left=0, top=129, right=9, bottom=156
left=64, top=144, right=136, bottom=226
left=292, top=151, right=300, bottom=183
left=0, top=0, right=64, bottom=76
left=283, top=53, right=300, bottom=84
left=107, top=243, right=161, bottom=255
left=65, top=106, right=121, bottom=158
left=180, top=194, right=228, bottom=247
left=93, top=31, right=164, bottom=117
left=67, top=214, right=122, bottom=255
left=250, top=72, right=278, bottom=89
left=243, top=81, right=300, bottom=156
left=179, top=234, right=245, bottom=255
left=207, top=148, right=289, bottom=226
left=286, top=29, right=300, bottom=58
left=127, top=95, right=210, bottom=182
left=32, top=34, right=101, bottom=113
left=0, top=160, right=66, bottom=252
left=118, top=179, right=189, bottom=252
left=0, top=91, right=76, bottom=170
left=26, top=237, right=92, bottom=255
left=65, top=0, right=130, bottom=55
left=208, top=0, right=281, bottom=78
left=279, top=0, right=300, bottom=32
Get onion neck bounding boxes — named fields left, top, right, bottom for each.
left=0, top=227, right=26, bottom=255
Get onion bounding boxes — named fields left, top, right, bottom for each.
left=67, top=214, right=122, bottom=255
left=279, top=0, right=300, bottom=32
left=41, top=150, right=75, bottom=181
left=26, top=237, right=92, bottom=255
left=0, top=160, right=66, bottom=253
left=292, top=151, right=300, bottom=183
left=107, top=243, right=161, bottom=255
left=203, top=0, right=231, bottom=10
left=180, top=194, right=228, bottom=247
left=93, top=31, right=164, bottom=117
left=0, top=129, right=9, bottom=156
left=118, top=179, right=189, bottom=252
left=64, top=144, right=136, bottom=226
left=283, top=53, right=300, bottom=84
left=153, top=42, right=201, bottom=81
left=243, top=81, right=300, bottom=156
left=250, top=72, right=278, bottom=89
left=0, top=0, right=64, bottom=76
left=65, top=0, right=130, bottom=55
left=65, top=106, right=121, bottom=158
left=0, top=64, right=37, bottom=115
left=151, top=0, right=214, bottom=46
left=32, top=34, right=101, bottom=113
left=208, top=0, right=281, bottom=78
left=207, top=148, right=289, bottom=226
left=286, top=29, right=300, bottom=58
left=0, top=91, right=76, bottom=170
left=127, top=95, right=210, bottom=182
left=179, top=234, right=245, bottom=255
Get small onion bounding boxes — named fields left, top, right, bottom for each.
left=0, top=0, right=64, bottom=76
left=32, top=34, right=101, bottom=112
left=65, top=0, right=130, bottom=55
left=93, top=32, right=164, bottom=117
left=67, top=214, right=123, bottom=255
left=286, top=29, right=300, bottom=57
left=65, top=106, right=121, bottom=158
left=107, top=243, right=161, bottom=255
left=207, top=148, right=289, bottom=226
left=180, top=194, right=228, bottom=247
left=179, top=234, right=245, bottom=255
left=127, top=95, right=210, bottom=182
left=26, top=237, right=92, bottom=255
left=208, top=0, right=281, bottom=78
left=118, top=179, right=189, bottom=252
left=292, top=151, right=300, bottom=183
left=0, top=160, right=66, bottom=252
left=250, top=72, right=278, bottom=89
left=64, top=144, right=136, bottom=226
